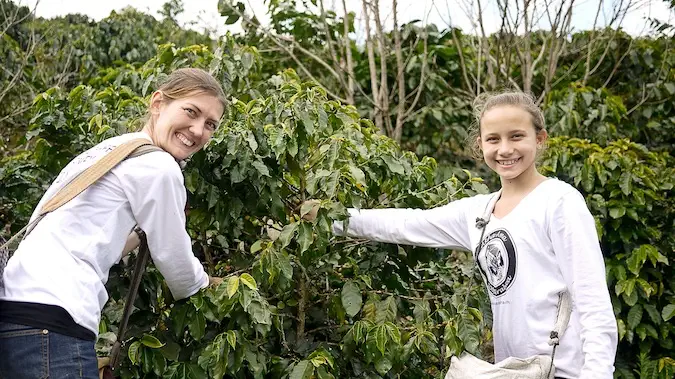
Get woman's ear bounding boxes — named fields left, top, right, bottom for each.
left=149, top=91, right=164, bottom=115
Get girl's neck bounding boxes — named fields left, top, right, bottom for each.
left=499, top=165, right=547, bottom=198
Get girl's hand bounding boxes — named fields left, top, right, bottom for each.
left=300, top=199, right=320, bottom=222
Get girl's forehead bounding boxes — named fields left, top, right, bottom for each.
left=481, top=106, right=533, bottom=131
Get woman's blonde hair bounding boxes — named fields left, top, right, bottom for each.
left=137, top=68, right=227, bottom=130
left=468, top=91, right=546, bottom=159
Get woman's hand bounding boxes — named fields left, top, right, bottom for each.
left=122, top=230, right=141, bottom=256
left=208, top=276, right=224, bottom=287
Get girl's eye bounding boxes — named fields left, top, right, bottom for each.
left=486, top=137, right=498, bottom=142
left=512, top=134, right=524, bottom=138
left=206, top=122, right=217, bottom=131
left=184, top=108, right=196, bottom=116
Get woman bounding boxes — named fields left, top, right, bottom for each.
left=0, top=68, right=225, bottom=378
left=316, top=91, right=618, bottom=378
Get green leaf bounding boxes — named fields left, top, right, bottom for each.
left=382, top=155, right=405, bottom=175
left=188, top=311, right=206, bottom=341
left=297, top=222, right=314, bottom=254
left=341, top=281, right=363, bottom=317
left=348, top=165, right=367, bottom=187
left=250, top=240, right=263, bottom=254
left=663, top=304, right=675, bottom=322
left=471, top=181, right=490, bottom=194
left=376, top=296, right=397, bottom=323
left=240, top=273, right=258, bottom=290
left=252, top=160, right=270, bottom=176
left=375, top=356, right=393, bottom=375
left=278, top=222, right=298, bottom=249
left=227, top=276, right=240, bottom=299
left=140, top=334, right=165, bottom=348
left=226, top=330, right=237, bottom=348
left=609, top=206, right=626, bottom=219
left=643, top=304, right=662, bottom=325
left=627, top=304, right=643, bottom=329
left=374, top=324, right=388, bottom=355
left=384, top=322, right=401, bottom=345
left=290, top=360, right=314, bottom=379
left=128, top=341, right=142, bottom=365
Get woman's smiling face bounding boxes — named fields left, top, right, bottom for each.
left=147, top=91, right=224, bottom=160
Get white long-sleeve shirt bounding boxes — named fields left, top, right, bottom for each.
left=334, top=178, right=617, bottom=379
left=0, top=132, right=208, bottom=335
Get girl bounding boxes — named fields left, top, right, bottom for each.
left=0, top=68, right=225, bottom=378
left=330, top=92, right=617, bottom=378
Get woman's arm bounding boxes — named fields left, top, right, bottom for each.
left=549, top=190, right=618, bottom=379
left=118, top=153, right=209, bottom=300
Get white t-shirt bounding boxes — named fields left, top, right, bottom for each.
left=1, top=132, right=209, bottom=335
left=334, top=178, right=617, bottom=379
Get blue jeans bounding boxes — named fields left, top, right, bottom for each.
left=0, top=322, right=98, bottom=379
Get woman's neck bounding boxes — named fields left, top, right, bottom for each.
left=499, top=165, right=547, bottom=198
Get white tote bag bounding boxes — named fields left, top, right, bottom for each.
left=444, top=290, right=571, bottom=379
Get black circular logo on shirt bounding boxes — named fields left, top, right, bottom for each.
left=476, top=228, right=517, bottom=297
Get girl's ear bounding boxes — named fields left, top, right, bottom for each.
left=536, top=129, right=548, bottom=147
left=149, top=91, right=164, bottom=115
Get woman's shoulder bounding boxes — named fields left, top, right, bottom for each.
left=112, top=133, right=181, bottom=178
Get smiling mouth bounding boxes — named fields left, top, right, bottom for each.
left=175, top=132, right=195, bottom=147
left=497, top=157, right=521, bottom=166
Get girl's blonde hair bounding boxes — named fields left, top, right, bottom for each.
left=468, top=91, right=546, bottom=159
left=137, top=68, right=227, bottom=130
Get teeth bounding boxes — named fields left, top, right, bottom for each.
left=498, top=158, right=519, bottom=165
left=176, top=133, right=194, bottom=147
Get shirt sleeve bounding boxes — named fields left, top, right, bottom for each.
left=549, top=190, right=618, bottom=379
left=117, top=153, right=209, bottom=300
left=332, top=196, right=474, bottom=250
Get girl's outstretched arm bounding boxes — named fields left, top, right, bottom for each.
left=332, top=196, right=477, bottom=251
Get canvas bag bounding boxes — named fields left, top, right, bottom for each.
left=444, top=193, right=573, bottom=379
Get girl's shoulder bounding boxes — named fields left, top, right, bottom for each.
left=537, top=178, right=592, bottom=219
left=540, top=178, right=584, bottom=202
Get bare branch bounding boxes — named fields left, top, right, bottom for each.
left=318, top=0, right=348, bottom=92
left=341, top=0, right=355, bottom=104
left=393, top=0, right=406, bottom=142
left=361, top=0, right=385, bottom=134
left=402, top=31, right=428, bottom=121
left=583, top=0, right=605, bottom=85
left=371, top=0, right=394, bottom=137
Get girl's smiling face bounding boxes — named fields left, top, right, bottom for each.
left=478, top=105, right=547, bottom=182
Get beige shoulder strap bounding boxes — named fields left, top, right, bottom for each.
left=1, top=139, right=163, bottom=251
left=39, top=139, right=158, bottom=215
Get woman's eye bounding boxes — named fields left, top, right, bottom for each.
left=206, top=122, right=217, bottom=131
left=184, top=108, right=196, bottom=116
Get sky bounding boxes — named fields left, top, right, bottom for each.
left=18, top=0, right=674, bottom=38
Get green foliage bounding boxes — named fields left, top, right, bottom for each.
left=541, top=137, right=675, bottom=379
left=1, top=2, right=674, bottom=377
